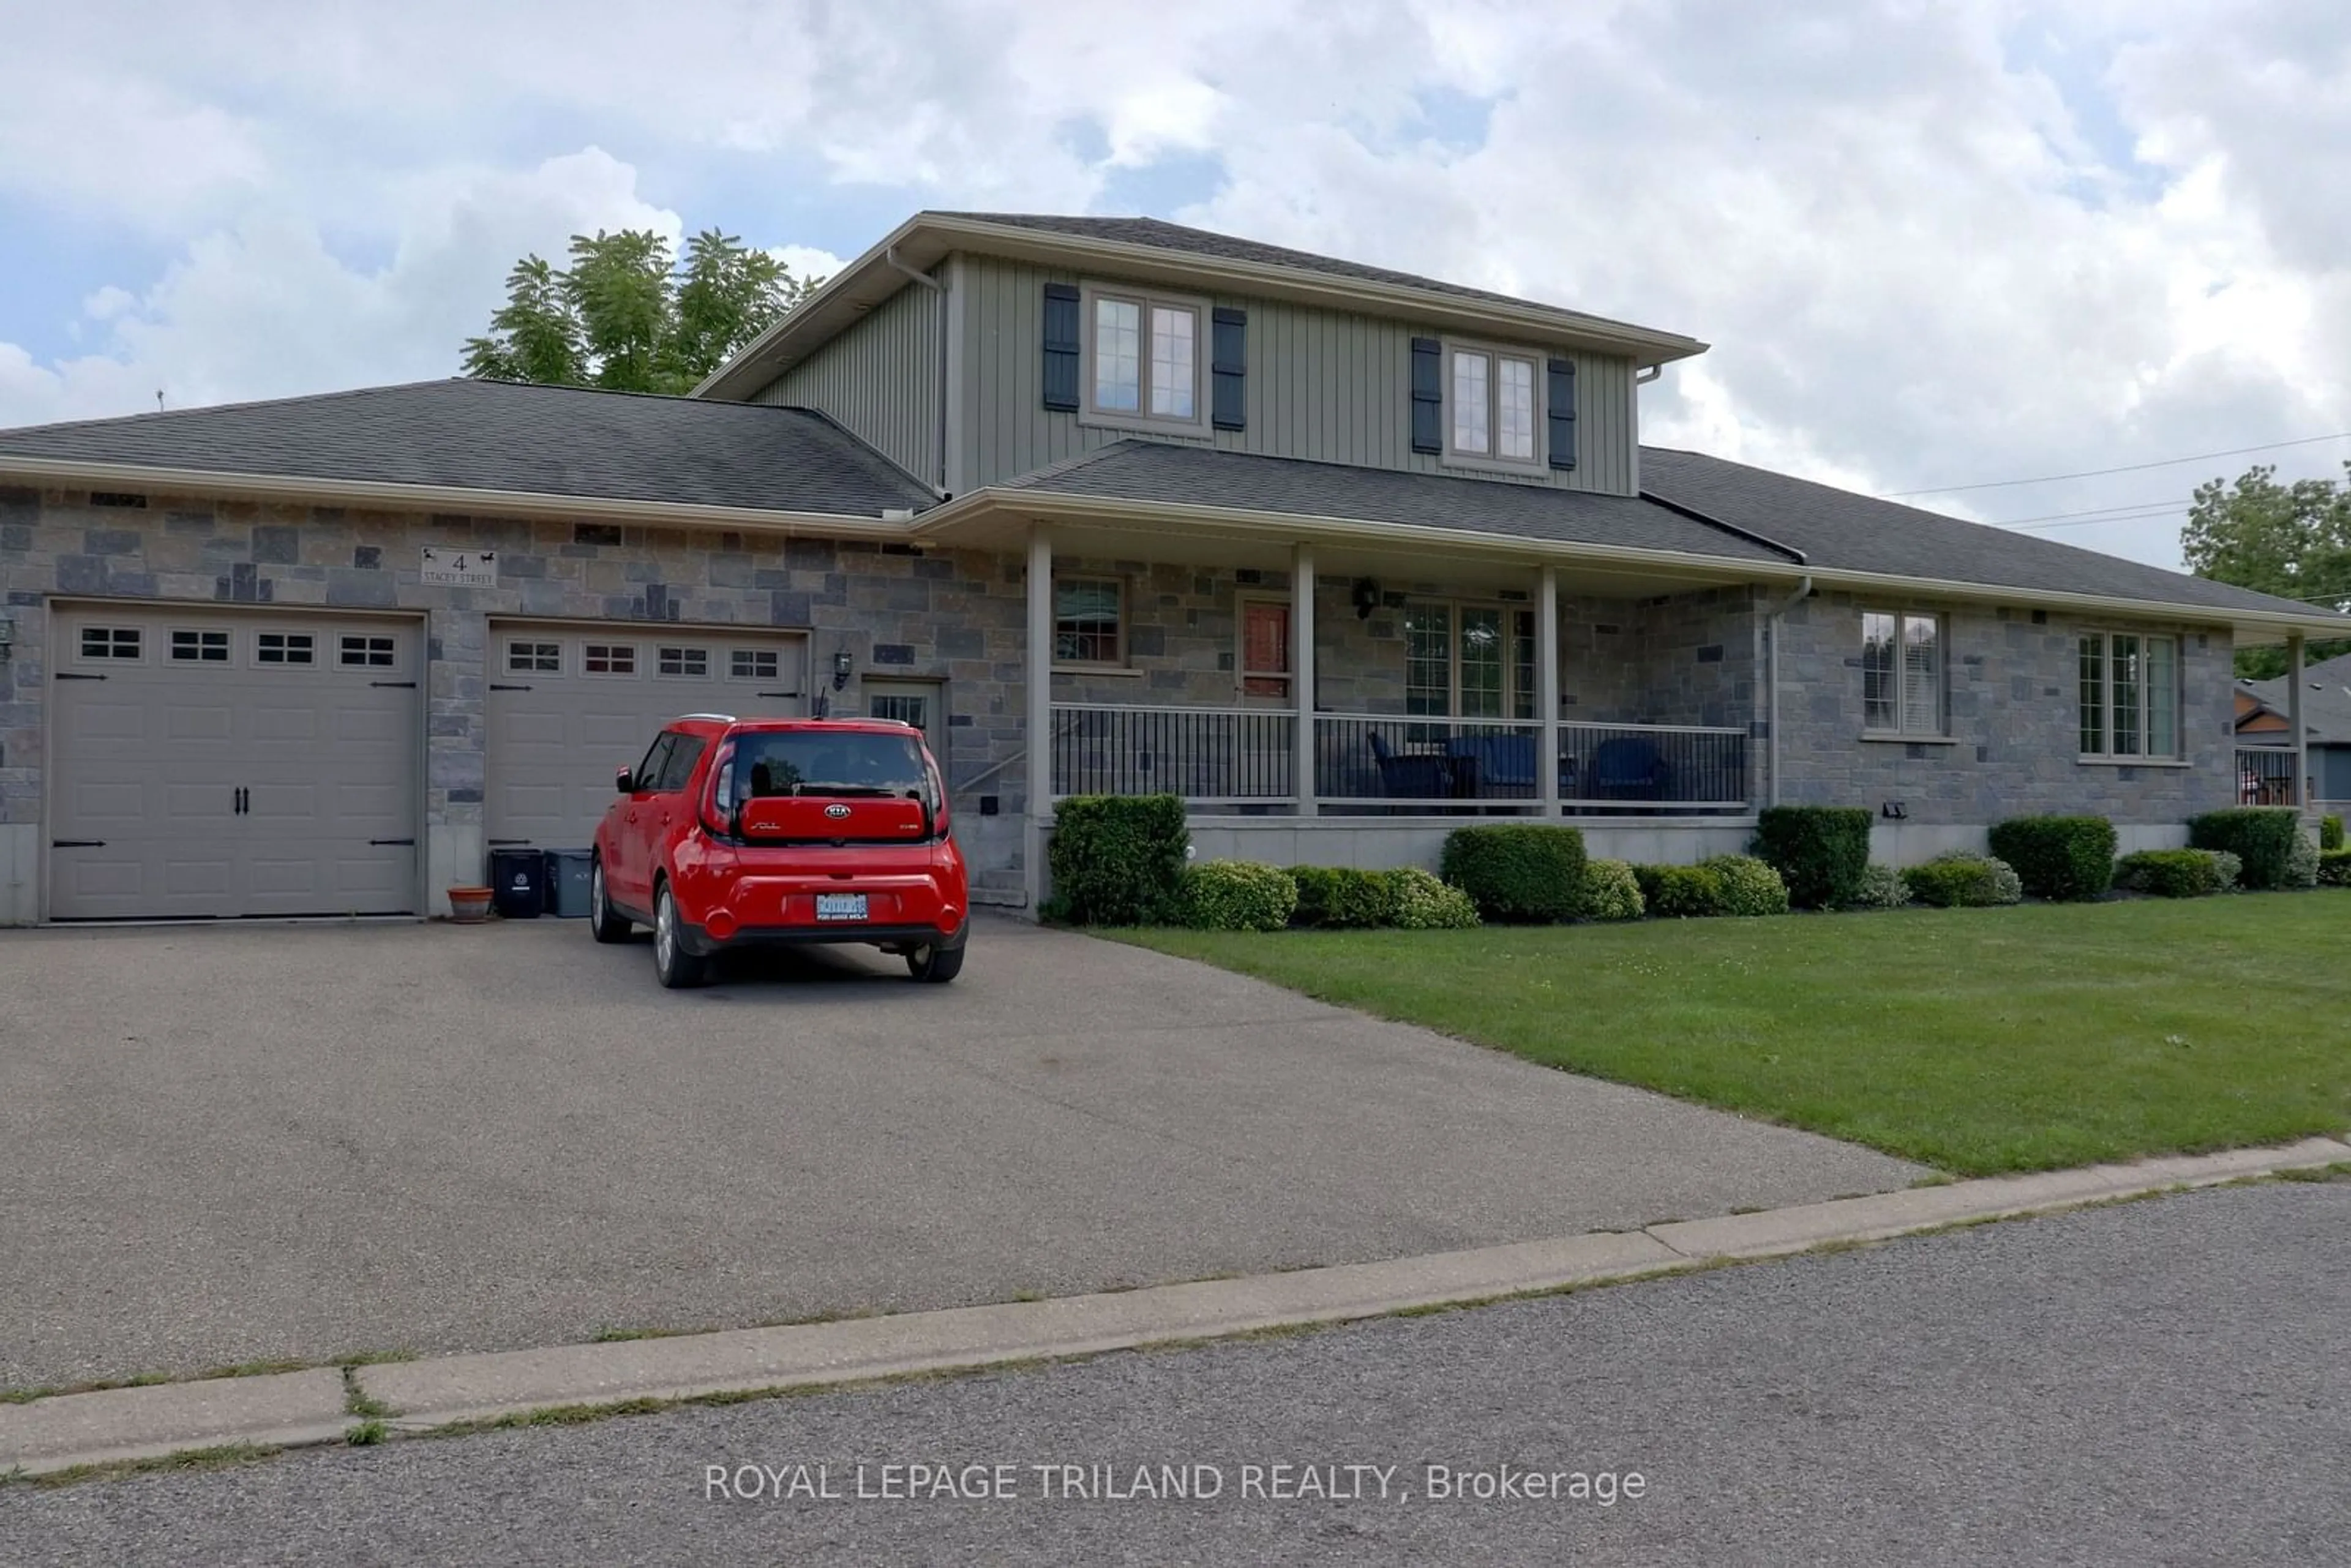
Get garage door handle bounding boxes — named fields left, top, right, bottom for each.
left=757, top=689, right=801, bottom=697
left=489, top=683, right=533, bottom=692
left=370, top=680, right=418, bottom=689
left=51, top=839, right=105, bottom=848
left=369, top=838, right=416, bottom=847
left=56, top=672, right=106, bottom=681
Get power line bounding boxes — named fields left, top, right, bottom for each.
left=1989, top=497, right=2192, bottom=526
left=2003, top=508, right=2188, bottom=533
left=1886, top=432, right=2351, bottom=498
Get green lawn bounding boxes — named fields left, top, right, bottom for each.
left=1119, top=892, right=2351, bottom=1176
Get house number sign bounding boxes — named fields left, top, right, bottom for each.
left=420, top=546, right=498, bottom=587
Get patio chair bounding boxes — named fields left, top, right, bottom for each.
left=1589, top=736, right=1671, bottom=800
left=1443, top=733, right=1537, bottom=796
left=1367, top=730, right=1454, bottom=800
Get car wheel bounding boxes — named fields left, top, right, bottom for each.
left=905, top=940, right=966, bottom=984
left=589, top=857, right=631, bottom=943
left=653, top=882, right=708, bottom=989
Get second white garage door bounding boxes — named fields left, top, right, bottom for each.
left=484, top=621, right=809, bottom=852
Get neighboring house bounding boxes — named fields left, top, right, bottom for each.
left=2239, top=653, right=2351, bottom=810
left=0, top=210, right=2342, bottom=925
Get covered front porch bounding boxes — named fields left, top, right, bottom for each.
left=975, top=508, right=1782, bottom=906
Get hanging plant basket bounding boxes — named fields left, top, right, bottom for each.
left=446, top=885, right=494, bottom=924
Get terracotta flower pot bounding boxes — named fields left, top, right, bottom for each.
left=447, top=885, right=494, bottom=924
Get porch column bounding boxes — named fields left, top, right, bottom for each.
left=1292, top=542, right=1317, bottom=817
left=2289, top=632, right=2308, bottom=811
left=1537, top=563, right=1560, bottom=817
left=1025, top=524, right=1054, bottom=912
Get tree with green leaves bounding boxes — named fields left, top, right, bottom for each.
left=462, top=228, right=819, bottom=396
left=2181, top=463, right=2351, bottom=677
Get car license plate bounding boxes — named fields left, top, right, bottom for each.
left=815, top=893, right=868, bottom=922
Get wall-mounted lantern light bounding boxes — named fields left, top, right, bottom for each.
left=832, top=648, right=855, bottom=691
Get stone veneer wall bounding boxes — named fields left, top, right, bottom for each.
left=0, top=486, right=1041, bottom=911
left=1772, top=589, right=2237, bottom=824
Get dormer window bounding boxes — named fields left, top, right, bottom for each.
left=1082, top=284, right=1207, bottom=431
left=1449, top=345, right=1540, bottom=465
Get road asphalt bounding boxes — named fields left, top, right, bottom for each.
left=8, top=1178, right=2342, bottom=1566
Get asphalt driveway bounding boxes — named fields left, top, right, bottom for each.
left=0, top=917, right=1922, bottom=1391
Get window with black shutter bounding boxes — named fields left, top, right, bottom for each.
left=1409, top=337, right=1442, bottom=453
left=1041, top=283, right=1081, bottom=411
left=1547, top=358, right=1578, bottom=471
left=1210, top=308, right=1247, bottom=430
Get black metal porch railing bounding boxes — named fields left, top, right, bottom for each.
left=1050, top=703, right=1297, bottom=803
left=2235, top=746, right=2300, bottom=806
left=1561, top=721, right=1749, bottom=809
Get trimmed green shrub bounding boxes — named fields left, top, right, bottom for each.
left=1902, top=854, right=2024, bottom=908
left=1048, top=795, right=1190, bottom=925
left=2320, top=848, right=2351, bottom=887
left=2285, top=830, right=2320, bottom=889
left=1287, top=866, right=1399, bottom=929
left=1633, top=863, right=1727, bottom=918
left=1987, top=815, right=2118, bottom=901
left=2323, top=815, right=2345, bottom=852
left=2114, top=848, right=2232, bottom=899
left=1382, top=867, right=1481, bottom=929
left=1700, top=855, right=1792, bottom=917
left=1176, top=860, right=1297, bottom=931
left=1751, top=805, right=1874, bottom=910
left=2210, top=851, right=2244, bottom=890
left=2186, top=808, right=2303, bottom=890
left=1439, top=824, right=1587, bottom=923
left=1579, top=858, right=1645, bottom=921
left=1850, top=863, right=1914, bottom=909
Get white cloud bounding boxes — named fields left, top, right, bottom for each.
left=2, top=1, right=2347, bottom=575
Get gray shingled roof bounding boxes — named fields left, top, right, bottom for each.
left=0, top=379, right=937, bottom=517
left=993, top=440, right=1788, bottom=563
left=2244, top=652, right=2351, bottom=744
left=1638, top=446, right=2328, bottom=618
left=926, top=212, right=1641, bottom=333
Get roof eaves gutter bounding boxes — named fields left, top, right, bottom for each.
left=0, top=456, right=924, bottom=538
left=910, top=488, right=1781, bottom=579
left=919, top=487, right=2351, bottom=636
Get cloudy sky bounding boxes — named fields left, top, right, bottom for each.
left=2, top=0, right=2345, bottom=572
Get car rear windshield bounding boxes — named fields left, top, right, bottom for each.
left=728, top=731, right=929, bottom=800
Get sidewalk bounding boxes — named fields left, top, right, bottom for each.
left=9, top=1135, right=2344, bottom=1481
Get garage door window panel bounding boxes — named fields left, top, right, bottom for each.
left=257, top=632, right=316, bottom=666
left=508, top=640, right=561, bottom=674
left=657, top=646, right=711, bottom=679
left=79, top=626, right=143, bottom=662
left=731, top=648, right=780, bottom=681
left=171, top=629, right=231, bottom=664
left=585, top=643, right=638, bottom=677
left=341, top=635, right=399, bottom=669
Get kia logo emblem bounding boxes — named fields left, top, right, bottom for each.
left=824, top=803, right=852, bottom=819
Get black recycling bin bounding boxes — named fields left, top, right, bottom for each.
left=488, top=848, right=546, bottom=919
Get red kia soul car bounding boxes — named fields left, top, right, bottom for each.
left=590, top=715, right=969, bottom=988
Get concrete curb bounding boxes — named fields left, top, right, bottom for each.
left=7, top=1136, right=2346, bottom=1478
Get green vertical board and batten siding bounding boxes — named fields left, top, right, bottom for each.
left=948, top=255, right=1638, bottom=497
left=752, top=277, right=941, bottom=488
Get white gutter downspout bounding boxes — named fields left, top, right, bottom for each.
left=884, top=247, right=949, bottom=496
left=1765, top=575, right=1814, bottom=808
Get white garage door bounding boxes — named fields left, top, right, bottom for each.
left=48, top=605, right=422, bottom=920
left=484, top=621, right=809, bottom=852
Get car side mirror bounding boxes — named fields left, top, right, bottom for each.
left=615, top=767, right=635, bottom=795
